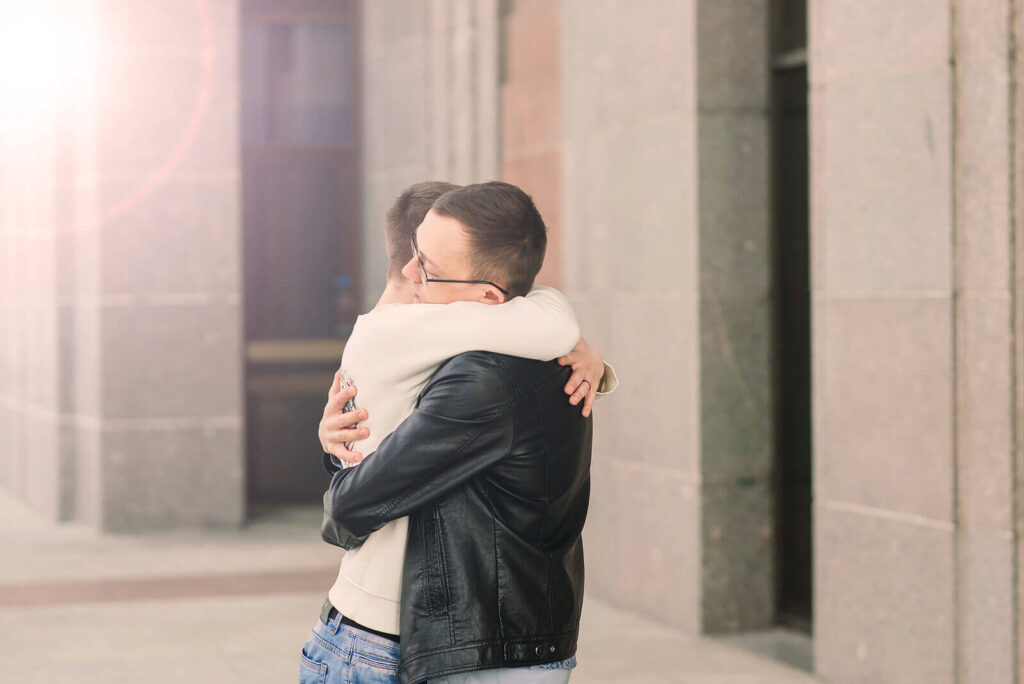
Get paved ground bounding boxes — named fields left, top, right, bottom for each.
left=0, top=493, right=818, bottom=683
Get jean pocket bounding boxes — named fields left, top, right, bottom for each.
left=299, top=648, right=328, bottom=684
left=349, top=637, right=399, bottom=683
left=349, top=655, right=398, bottom=683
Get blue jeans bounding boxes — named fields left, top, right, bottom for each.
left=299, top=610, right=400, bottom=684
left=427, top=663, right=574, bottom=683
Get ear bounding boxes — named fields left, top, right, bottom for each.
left=480, top=287, right=506, bottom=305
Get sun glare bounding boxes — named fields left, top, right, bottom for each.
left=0, top=1, right=97, bottom=138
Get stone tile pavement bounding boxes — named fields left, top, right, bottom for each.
left=0, top=493, right=818, bottom=683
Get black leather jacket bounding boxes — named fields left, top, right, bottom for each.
left=321, top=351, right=592, bottom=684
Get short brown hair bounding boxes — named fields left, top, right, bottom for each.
left=384, top=181, right=460, bottom=279
left=431, top=181, right=547, bottom=298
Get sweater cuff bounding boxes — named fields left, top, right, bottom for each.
left=596, top=361, right=619, bottom=397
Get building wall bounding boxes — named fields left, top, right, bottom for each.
left=360, top=0, right=563, bottom=293
left=559, top=0, right=702, bottom=632
left=953, top=4, right=1021, bottom=681
left=0, top=0, right=91, bottom=522
left=500, top=0, right=562, bottom=287
left=0, top=0, right=246, bottom=531
left=810, top=1, right=1024, bottom=681
left=1015, top=6, right=1024, bottom=679
left=0, top=40, right=63, bottom=521
left=559, top=0, right=773, bottom=633
left=359, top=0, right=501, bottom=309
left=359, top=0, right=432, bottom=305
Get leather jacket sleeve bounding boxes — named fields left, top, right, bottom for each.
left=323, top=452, right=342, bottom=474
left=321, top=352, right=517, bottom=549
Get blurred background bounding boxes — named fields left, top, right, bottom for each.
left=1, top=1, right=1022, bottom=682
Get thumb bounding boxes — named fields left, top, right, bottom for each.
left=329, top=369, right=342, bottom=397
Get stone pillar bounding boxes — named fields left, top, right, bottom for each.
left=360, top=0, right=434, bottom=306
left=953, top=4, right=1019, bottom=682
left=0, top=0, right=85, bottom=522
left=810, top=1, right=1024, bottom=681
left=0, top=84, right=62, bottom=520
left=560, top=0, right=773, bottom=633
left=68, top=0, right=245, bottom=531
left=360, top=0, right=500, bottom=309
left=695, top=0, right=774, bottom=632
left=561, top=0, right=701, bottom=632
left=809, top=1, right=957, bottom=679
left=1012, top=4, right=1024, bottom=676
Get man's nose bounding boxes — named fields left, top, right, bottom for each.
left=401, top=257, right=420, bottom=283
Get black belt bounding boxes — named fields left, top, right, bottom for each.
left=320, top=598, right=400, bottom=643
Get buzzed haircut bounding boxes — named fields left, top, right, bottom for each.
left=384, top=181, right=460, bottom=279
left=431, top=181, right=547, bottom=299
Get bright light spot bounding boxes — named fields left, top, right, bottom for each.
left=0, top=1, right=98, bottom=141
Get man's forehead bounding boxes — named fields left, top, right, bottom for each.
left=417, top=211, right=471, bottom=261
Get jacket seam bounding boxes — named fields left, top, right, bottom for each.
left=418, top=516, right=436, bottom=616
left=533, top=386, right=556, bottom=632
left=494, top=389, right=517, bottom=648
left=535, top=388, right=551, bottom=541
left=489, top=354, right=523, bottom=400
left=437, top=507, right=456, bottom=646
left=493, top=512, right=505, bottom=642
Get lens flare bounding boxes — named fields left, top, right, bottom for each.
left=0, top=1, right=97, bottom=140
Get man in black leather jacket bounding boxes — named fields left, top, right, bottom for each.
left=321, top=182, right=593, bottom=684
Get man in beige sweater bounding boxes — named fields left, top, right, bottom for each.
left=301, top=182, right=612, bottom=684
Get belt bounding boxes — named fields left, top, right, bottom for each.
left=320, top=598, right=400, bottom=643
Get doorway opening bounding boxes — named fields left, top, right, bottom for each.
left=770, top=0, right=812, bottom=633
left=240, top=0, right=361, bottom=510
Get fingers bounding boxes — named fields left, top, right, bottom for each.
left=336, top=426, right=369, bottom=444
left=327, top=443, right=364, bottom=466
left=326, top=386, right=359, bottom=414
left=571, top=379, right=591, bottom=407
left=340, top=449, right=364, bottom=466
left=326, top=374, right=364, bottom=465
left=324, top=422, right=368, bottom=465
left=557, top=355, right=572, bottom=366
left=325, top=404, right=369, bottom=454
left=324, top=408, right=369, bottom=432
left=564, top=369, right=584, bottom=398
left=582, top=381, right=597, bottom=418
left=567, top=374, right=591, bottom=407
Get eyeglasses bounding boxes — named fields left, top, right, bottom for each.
left=411, top=231, right=509, bottom=296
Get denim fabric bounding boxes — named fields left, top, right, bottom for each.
left=529, top=655, right=576, bottom=671
left=426, top=664, right=572, bottom=683
left=299, top=611, right=400, bottom=684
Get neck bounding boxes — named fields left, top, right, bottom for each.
left=376, top=278, right=413, bottom=306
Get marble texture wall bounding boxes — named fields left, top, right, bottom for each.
left=810, top=0, right=1024, bottom=681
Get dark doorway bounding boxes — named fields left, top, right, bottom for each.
left=771, top=0, right=812, bottom=631
left=240, top=0, right=360, bottom=509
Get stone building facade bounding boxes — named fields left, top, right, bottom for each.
left=1, top=1, right=1022, bottom=682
